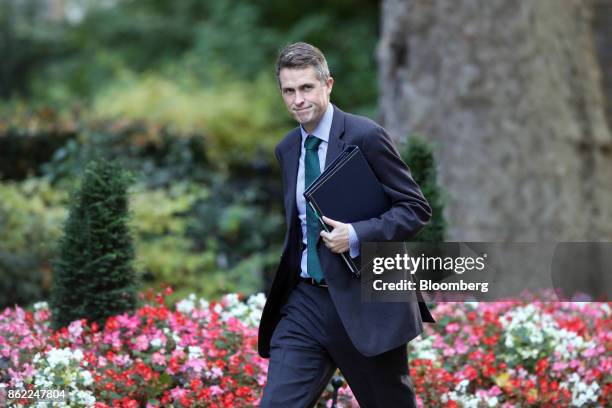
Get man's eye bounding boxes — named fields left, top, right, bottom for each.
left=284, top=89, right=294, bottom=95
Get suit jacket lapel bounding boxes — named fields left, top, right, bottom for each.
left=282, top=128, right=301, bottom=230
left=318, top=105, right=346, bottom=245
left=324, top=105, right=346, bottom=170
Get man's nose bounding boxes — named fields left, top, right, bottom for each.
left=294, top=91, right=305, bottom=105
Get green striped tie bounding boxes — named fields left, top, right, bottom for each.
left=305, top=135, right=324, bottom=282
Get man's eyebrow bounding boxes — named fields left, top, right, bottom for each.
left=282, top=82, right=315, bottom=91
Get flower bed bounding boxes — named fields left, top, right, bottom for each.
left=1, top=289, right=269, bottom=407
left=0, top=290, right=610, bottom=407
left=411, top=299, right=611, bottom=407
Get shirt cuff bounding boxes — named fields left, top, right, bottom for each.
left=348, top=224, right=360, bottom=258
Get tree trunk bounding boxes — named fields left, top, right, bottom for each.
left=378, top=0, right=612, bottom=242
left=592, top=0, right=612, bottom=131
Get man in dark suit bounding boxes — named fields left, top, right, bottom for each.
left=259, top=42, right=434, bottom=408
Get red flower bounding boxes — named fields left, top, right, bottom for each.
left=105, top=317, right=118, bottom=331
left=179, top=395, right=194, bottom=407
left=535, top=358, right=548, bottom=375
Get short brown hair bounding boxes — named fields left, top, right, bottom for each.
left=275, top=42, right=330, bottom=88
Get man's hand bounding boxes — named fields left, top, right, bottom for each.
left=320, top=216, right=349, bottom=253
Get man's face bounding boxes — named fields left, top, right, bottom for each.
left=278, top=67, right=333, bottom=133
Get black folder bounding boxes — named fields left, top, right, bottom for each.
left=304, top=145, right=391, bottom=276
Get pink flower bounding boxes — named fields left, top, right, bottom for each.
left=183, top=358, right=206, bottom=374
left=170, top=387, right=188, bottom=399
left=133, top=335, right=149, bottom=352
left=445, top=323, right=460, bottom=333
left=455, top=339, right=469, bottom=354
left=209, top=385, right=223, bottom=396
left=68, top=320, right=84, bottom=339
left=151, top=352, right=166, bottom=366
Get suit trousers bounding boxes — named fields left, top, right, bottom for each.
left=259, top=281, right=417, bottom=408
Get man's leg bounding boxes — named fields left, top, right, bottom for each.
left=260, top=283, right=337, bottom=407
left=333, top=344, right=417, bottom=408
left=325, top=305, right=417, bottom=407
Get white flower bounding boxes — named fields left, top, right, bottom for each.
left=455, top=379, right=469, bottom=392
left=247, top=293, right=267, bottom=309
left=33, top=301, right=49, bottom=310
left=188, top=346, right=203, bottom=359
left=199, top=298, right=210, bottom=309
left=222, top=293, right=240, bottom=307
left=248, top=310, right=262, bottom=326
left=46, top=348, right=73, bottom=367
left=150, top=338, right=163, bottom=348
left=222, top=302, right=248, bottom=322
left=81, top=370, right=93, bottom=386
left=74, top=389, right=96, bottom=404
left=33, top=353, right=42, bottom=364
left=463, top=301, right=479, bottom=309
left=487, top=396, right=499, bottom=407
left=72, top=349, right=83, bottom=362
left=570, top=380, right=600, bottom=406
left=410, top=336, right=438, bottom=361
left=177, top=298, right=195, bottom=314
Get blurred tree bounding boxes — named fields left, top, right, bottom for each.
left=379, top=0, right=612, bottom=242
left=0, top=0, right=69, bottom=98
left=592, top=0, right=612, bottom=130
left=1, top=0, right=380, bottom=114
left=379, top=0, right=612, bottom=298
left=51, top=160, right=137, bottom=329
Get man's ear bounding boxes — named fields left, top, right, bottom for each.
left=326, top=77, right=334, bottom=95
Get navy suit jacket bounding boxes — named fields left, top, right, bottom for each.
left=258, top=105, right=434, bottom=358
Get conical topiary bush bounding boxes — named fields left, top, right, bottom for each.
left=402, top=136, right=450, bottom=285
left=401, top=136, right=446, bottom=243
left=51, top=159, right=137, bottom=329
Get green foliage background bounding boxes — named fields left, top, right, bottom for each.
left=0, top=0, right=442, bottom=309
left=1, top=0, right=379, bottom=115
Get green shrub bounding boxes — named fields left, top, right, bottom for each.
left=92, top=73, right=290, bottom=169
left=0, top=251, right=44, bottom=309
left=0, top=179, right=68, bottom=308
left=402, top=136, right=449, bottom=287
left=130, top=182, right=214, bottom=300
left=401, top=136, right=446, bottom=242
left=131, top=180, right=282, bottom=301
left=0, top=104, right=77, bottom=180
left=51, top=160, right=137, bottom=328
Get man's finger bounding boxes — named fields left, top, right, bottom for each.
left=322, top=216, right=340, bottom=228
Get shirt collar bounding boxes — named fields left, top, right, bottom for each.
left=300, top=103, right=334, bottom=143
